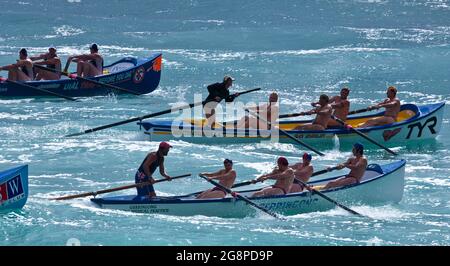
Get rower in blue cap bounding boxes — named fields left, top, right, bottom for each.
left=323, top=142, right=368, bottom=190
left=289, top=152, right=314, bottom=193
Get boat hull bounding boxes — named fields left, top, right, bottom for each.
left=139, top=103, right=445, bottom=147
left=91, top=160, right=406, bottom=218
left=0, top=54, right=162, bottom=97
left=0, top=165, right=28, bottom=211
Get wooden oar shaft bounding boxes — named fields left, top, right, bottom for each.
left=331, top=115, right=397, bottom=155
left=348, top=108, right=370, bottom=115
left=199, top=174, right=283, bottom=219
left=294, top=177, right=363, bottom=216
left=246, top=109, right=325, bottom=156
left=65, top=88, right=261, bottom=137
left=279, top=107, right=371, bottom=120
left=3, top=79, right=78, bottom=101
left=53, top=174, right=191, bottom=200
left=33, top=64, right=141, bottom=96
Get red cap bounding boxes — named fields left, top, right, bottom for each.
left=159, top=141, right=172, bottom=149
left=277, top=157, right=289, bottom=166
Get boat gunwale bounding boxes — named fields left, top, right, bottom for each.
left=139, top=103, right=445, bottom=135
left=91, top=160, right=406, bottom=206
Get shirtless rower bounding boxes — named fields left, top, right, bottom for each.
left=322, top=143, right=367, bottom=190
left=65, top=43, right=103, bottom=77
left=237, top=92, right=279, bottom=129
left=360, top=86, right=400, bottom=128
left=294, top=94, right=333, bottom=130
left=30, top=46, right=61, bottom=80
left=251, top=157, right=295, bottom=197
left=0, top=48, right=33, bottom=81
left=325, top=87, right=350, bottom=127
left=196, top=159, right=237, bottom=199
left=289, top=153, right=314, bottom=193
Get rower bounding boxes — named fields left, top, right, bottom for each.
left=30, top=46, right=62, bottom=80
left=251, top=157, right=294, bottom=197
left=135, top=141, right=173, bottom=198
left=326, top=87, right=351, bottom=128
left=0, top=48, right=33, bottom=81
left=236, top=92, right=279, bottom=130
left=203, top=75, right=239, bottom=127
left=360, top=86, right=400, bottom=128
left=65, top=43, right=103, bottom=77
left=289, top=153, right=314, bottom=193
left=294, top=94, right=333, bottom=131
left=196, top=159, right=237, bottom=199
left=323, top=143, right=367, bottom=190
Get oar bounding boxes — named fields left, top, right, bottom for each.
left=199, top=174, right=284, bottom=220
left=232, top=166, right=340, bottom=189
left=33, top=64, right=141, bottom=96
left=279, top=107, right=373, bottom=119
left=65, top=87, right=261, bottom=137
left=348, top=107, right=371, bottom=116
left=0, top=77, right=78, bottom=101
left=331, top=115, right=398, bottom=156
left=293, top=177, right=364, bottom=217
left=53, top=174, right=191, bottom=200
left=246, top=109, right=325, bottom=156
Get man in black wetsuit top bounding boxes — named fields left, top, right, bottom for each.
left=203, top=75, right=239, bottom=127
left=135, top=141, right=173, bottom=198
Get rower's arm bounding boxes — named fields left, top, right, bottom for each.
left=29, top=54, right=45, bottom=61
left=159, top=158, right=170, bottom=179
left=378, top=100, right=399, bottom=108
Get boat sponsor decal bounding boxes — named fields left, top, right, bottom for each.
left=133, top=67, right=145, bottom=84
left=128, top=204, right=169, bottom=213
left=259, top=197, right=319, bottom=210
left=151, top=56, right=162, bottom=72
left=98, top=70, right=133, bottom=86
left=37, top=84, right=60, bottom=90
left=406, top=116, right=437, bottom=139
left=0, top=174, right=25, bottom=207
left=293, top=133, right=328, bottom=139
left=383, top=128, right=402, bottom=141
left=63, top=81, right=79, bottom=90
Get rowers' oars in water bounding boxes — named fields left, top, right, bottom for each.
left=33, top=64, right=141, bottom=96
left=293, top=177, right=364, bottom=217
left=245, top=109, right=325, bottom=156
left=0, top=77, right=78, bottom=101
left=65, top=88, right=261, bottom=137
left=52, top=174, right=191, bottom=200
left=279, top=107, right=373, bottom=119
left=199, top=174, right=284, bottom=220
left=331, top=115, right=398, bottom=156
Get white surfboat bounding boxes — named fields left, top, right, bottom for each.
left=91, top=160, right=406, bottom=218
left=138, top=103, right=444, bottom=147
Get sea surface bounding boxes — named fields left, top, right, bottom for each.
left=0, top=0, right=449, bottom=246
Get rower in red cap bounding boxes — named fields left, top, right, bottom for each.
left=289, top=153, right=314, bottom=193
left=135, top=141, right=173, bottom=198
left=251, top=157, right=294, bottom=197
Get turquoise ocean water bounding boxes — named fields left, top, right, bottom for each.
left=0, top=0, right=449, bottom=245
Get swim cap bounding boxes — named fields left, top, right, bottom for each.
left=302, top=153, right=312, bottom=161
left=224, top=159, right=233, bottom=164
left=277, top=157, right=289, bottom=166
left=353, top=142, right=364, bottom=154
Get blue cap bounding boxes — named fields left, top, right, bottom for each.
left=302, top=152, right=312, bottom=161
left=224, top=159, right=233, bottom=164
left=353, top=142, right=364, bottom=153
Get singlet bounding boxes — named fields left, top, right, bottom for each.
left=138, top=153, right=162, bottom=176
